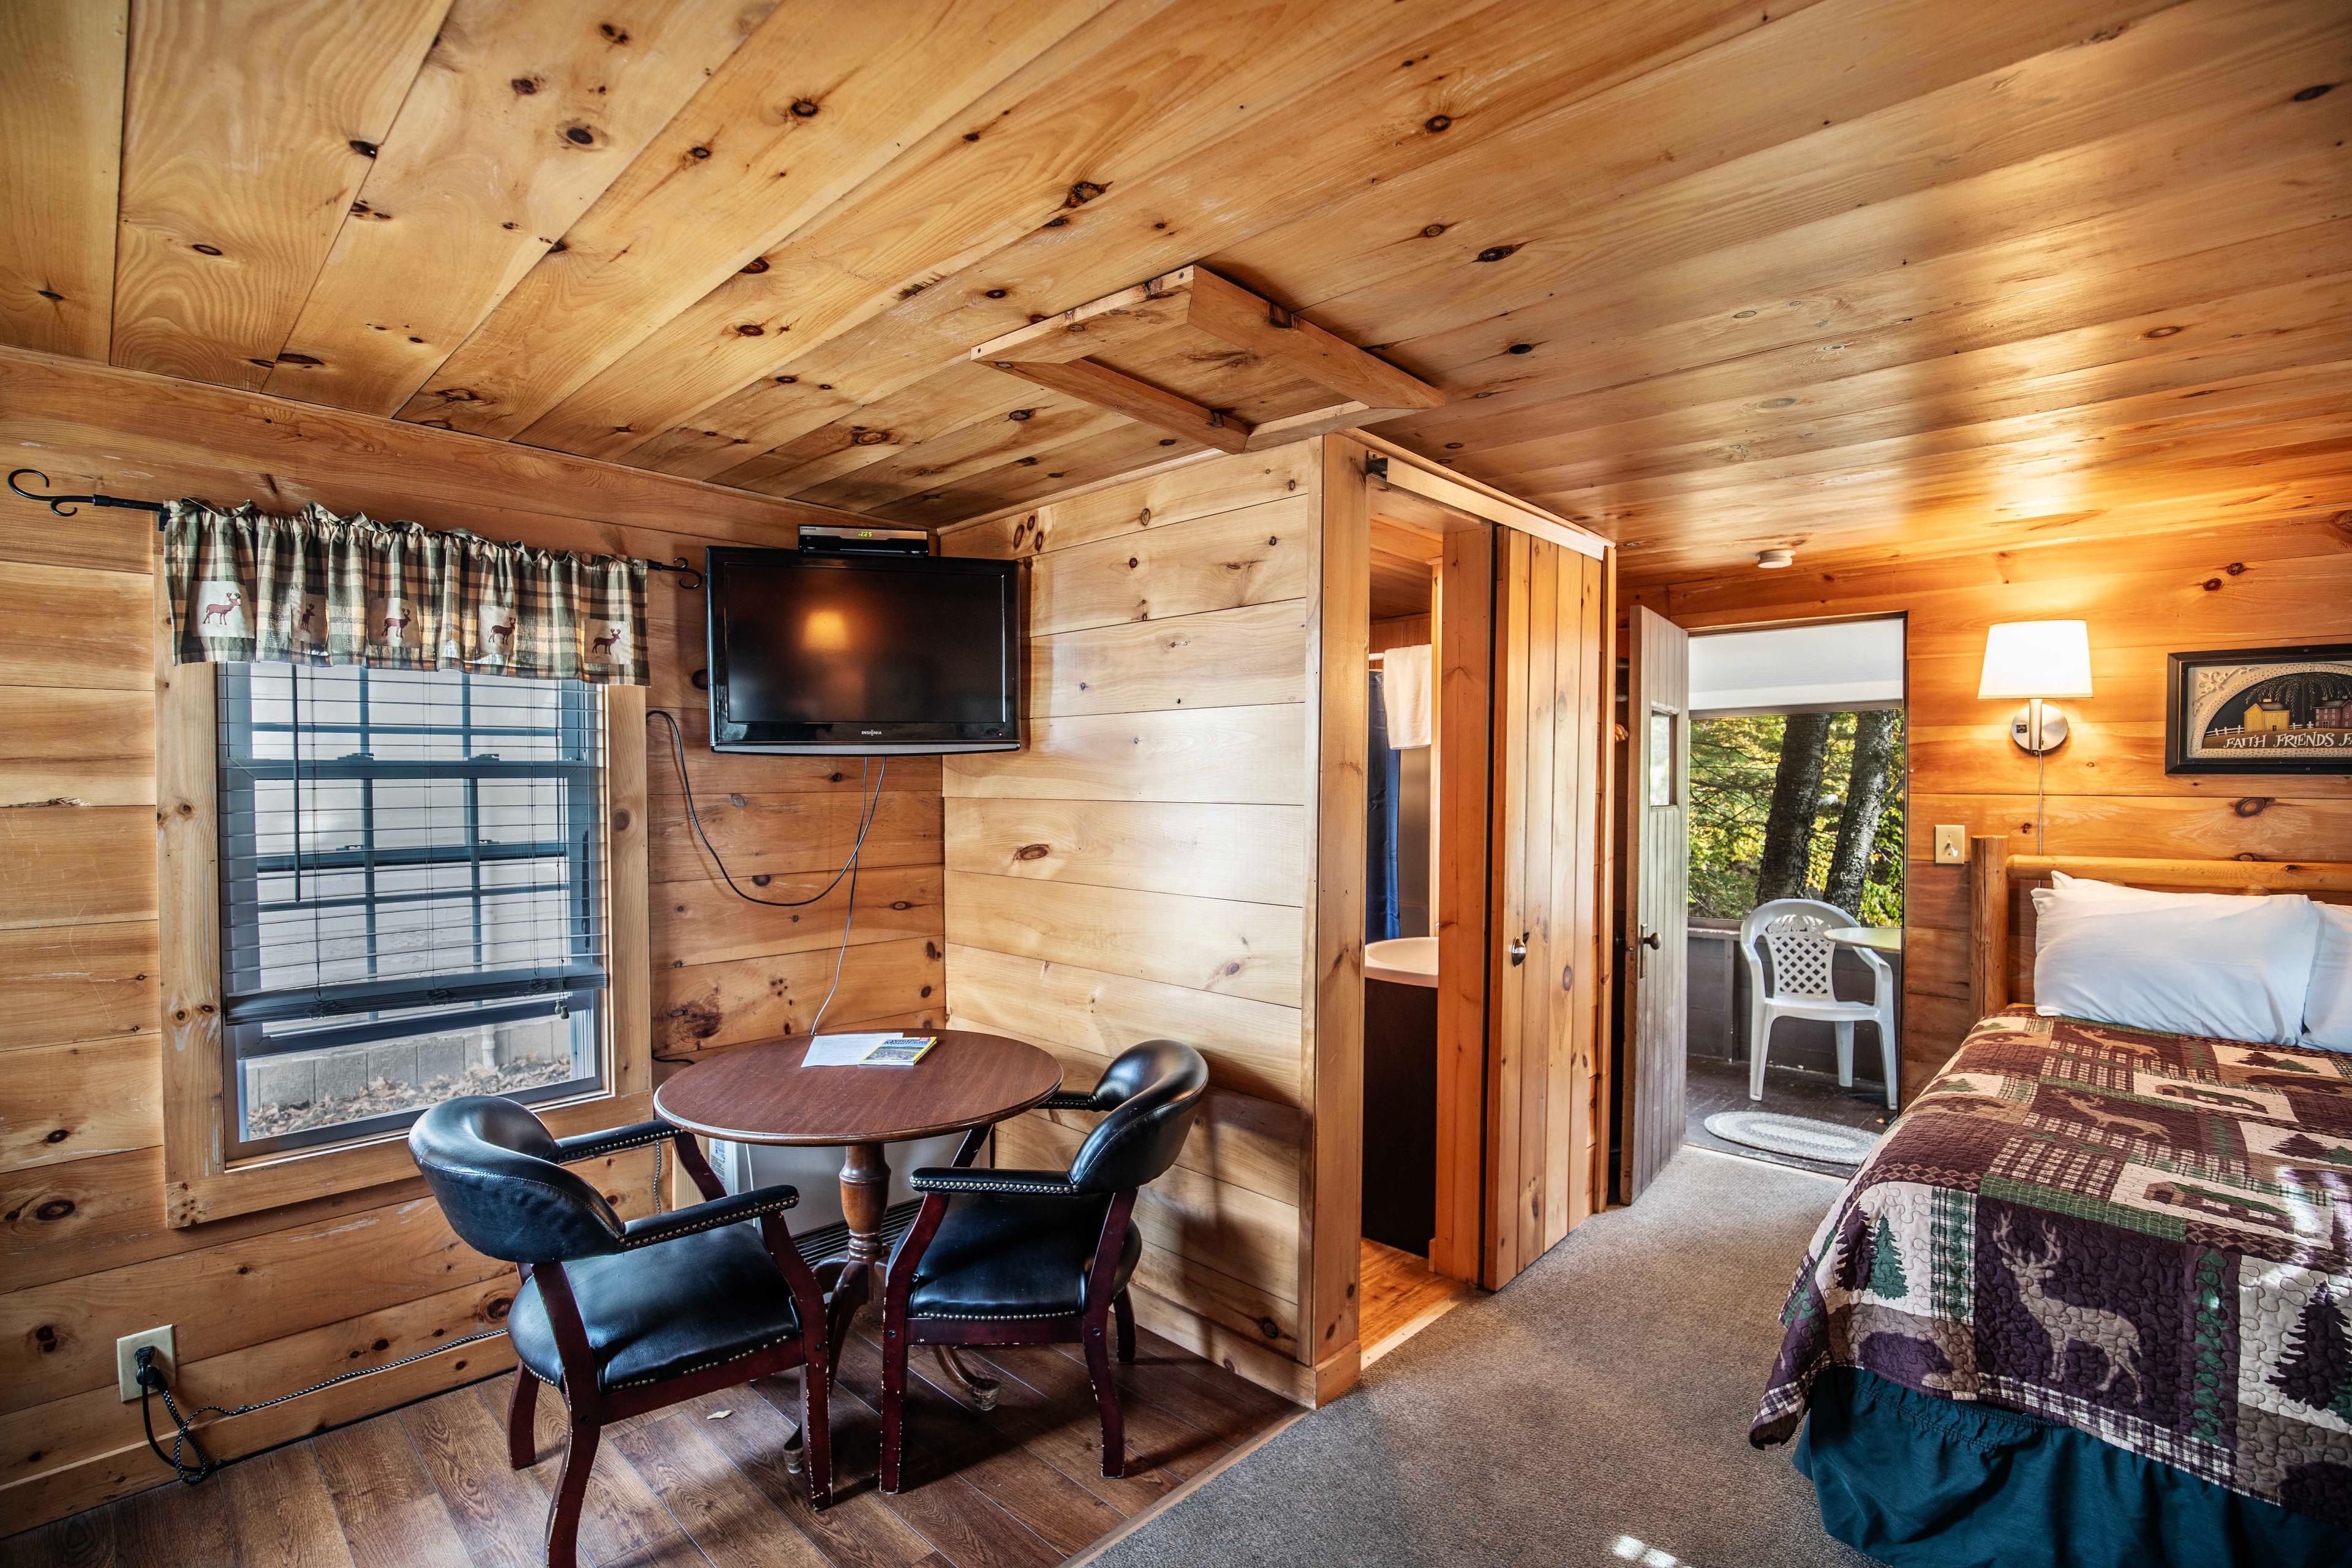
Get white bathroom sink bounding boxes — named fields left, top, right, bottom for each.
left=1365, top=936, right=1438, bottom=988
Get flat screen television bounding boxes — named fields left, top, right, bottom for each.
left=704, top=548, right=1022, bottom=755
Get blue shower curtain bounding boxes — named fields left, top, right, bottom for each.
left=1366, top=669, right=1401, bottom=942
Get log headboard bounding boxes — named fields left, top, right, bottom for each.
left=1967, top=837, right=2352, bottom=1019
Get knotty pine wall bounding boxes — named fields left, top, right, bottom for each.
left=0, top=346, right=945, bottom=1531
left=938, top=446, right=1327, bottom=1404
left=1625, top=513, right=2352, bottom=1103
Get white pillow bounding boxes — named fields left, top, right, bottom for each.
left=2305, top=903, right=2352, bottom=1052
left=2032, top=882, right=2320, bottom=1046
left=2031, top=869, right=2259, bottom=917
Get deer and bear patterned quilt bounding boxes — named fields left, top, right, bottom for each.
left=1751, top=1008, right=2352, bottom=1532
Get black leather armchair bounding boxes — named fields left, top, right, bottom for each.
left=410, top=1099, right=832, bottom=1567
left=877, top=1040, right=1209, bottom=1490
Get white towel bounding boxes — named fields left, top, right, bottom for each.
left=1381, top=644, right=1432, bottom=748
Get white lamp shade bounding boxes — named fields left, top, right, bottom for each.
left=1978, top=620, right=2093, bottom=700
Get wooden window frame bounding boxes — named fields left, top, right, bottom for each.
left=155, top=591, right=652, bottom=1228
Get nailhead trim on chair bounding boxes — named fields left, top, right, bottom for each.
left=608, top=1327, right=805, bottom=1389
left=911, top=1309, right=1072, bottom=1321
left=913, top=1175, right=1079, bottom=1194
left=617, top=1194, right=796, bottom=1249
left=570, top=1129, right=675, bottom=1156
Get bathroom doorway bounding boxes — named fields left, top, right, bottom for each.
left=1339, top=442, right=1616, bottom=1365
left=1359, top=494, right=1466, bottom=1361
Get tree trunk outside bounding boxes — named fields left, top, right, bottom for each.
left=1755, top=711, right=1832, bottom=903
left=1824, top=708, right=1901, bottom=918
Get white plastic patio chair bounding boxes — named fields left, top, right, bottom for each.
left=1737, top=898, right=1896, bottom=1109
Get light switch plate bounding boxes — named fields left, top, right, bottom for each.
left=1934, top=824, right=1966, bottom=865
left=117, top=1324, right=175, bottom=1403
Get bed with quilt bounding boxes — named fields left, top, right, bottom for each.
left=1751, top=851, right=2352, bottom=1567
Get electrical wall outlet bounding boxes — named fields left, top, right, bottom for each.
left=1934, top=824, right=1967, bottom=865
left=117, top=1324, right=175, bottom=1403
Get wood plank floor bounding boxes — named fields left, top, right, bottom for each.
left=0, top=1323, right=1297, bottom=1568
left=1356, top=1238, right=1473, bottom=1367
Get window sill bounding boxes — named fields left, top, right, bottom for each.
left=175, top=1088, right=653, bottom=1227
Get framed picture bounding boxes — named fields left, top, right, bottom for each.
left=2165, top=643, right=2352, bottom=774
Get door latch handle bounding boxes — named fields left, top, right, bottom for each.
left=1640, top=929, right=1662, bottom=951
left=1509, top=933, right=1528, bottom=966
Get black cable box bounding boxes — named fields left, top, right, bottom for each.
left=796, top=524, right=933, bottom=556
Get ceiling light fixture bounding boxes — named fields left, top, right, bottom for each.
left=1755, top=548, right=1794, bottom=569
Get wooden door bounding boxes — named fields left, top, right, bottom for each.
left=1482, top=531, right=1610, bottom=1286
left=1620, top=606, right=1689, bottom=1200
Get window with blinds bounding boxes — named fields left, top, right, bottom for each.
left=217, top=663, right=608, bottom=1156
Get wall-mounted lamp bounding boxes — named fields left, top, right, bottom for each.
left=1978, top=620, right=2093, bottom=754
left=1980, top=619, right=2092, bottom=853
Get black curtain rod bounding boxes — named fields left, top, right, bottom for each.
left=7, top=468, right=704, bottom=588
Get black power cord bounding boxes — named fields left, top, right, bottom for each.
left=646, top=708, right=888, bottom=1057
left=646, top=708, right=885, bottom=911
left=135, top=1330, right=507, bottom=1485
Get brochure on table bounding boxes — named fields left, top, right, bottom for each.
left=802, top=1033, right=938, bottom=1067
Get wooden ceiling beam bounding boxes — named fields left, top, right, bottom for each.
left=968, top=270, right=1199, bottom=366
left=1180, top=268, right=1443, bottom=412
left=1242, top=401, right=1427, bottom=452
left=983, top=355, right=1252, bottom=454
left=970, top=265, right=1439, bottom=453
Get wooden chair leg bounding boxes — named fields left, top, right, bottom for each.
left=1113, top=1288, right=1137, bottom=1365
left=801, top=1359, right=834, bottom=1508
left=1083, top=1314, right=1125, bottom=1479
left=880, top=1321, right=910, bottom=1494
left=545, top=1419, right=598, bottom=1568
left=507, top=1371, right=540, bottom=1470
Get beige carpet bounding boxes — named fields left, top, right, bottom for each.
left=1081, top=1147, right=1872, bottom=1568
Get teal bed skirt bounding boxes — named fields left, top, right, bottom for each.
left=1794, top=1368, right=2352, bottom=1568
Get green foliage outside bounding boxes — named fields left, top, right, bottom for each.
left=1689, top=710, right=1905, bottom=925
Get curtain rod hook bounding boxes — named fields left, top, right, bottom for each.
left=7, top=469, right=78, bottom=517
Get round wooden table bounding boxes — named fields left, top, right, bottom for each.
left=654, top=1029, right=1062, bottom=1400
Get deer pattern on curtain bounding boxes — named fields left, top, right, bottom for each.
left=161, top=500, right=648, bottom=685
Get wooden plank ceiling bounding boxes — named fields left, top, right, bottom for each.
left=4, top=0, right=2346, bottom=582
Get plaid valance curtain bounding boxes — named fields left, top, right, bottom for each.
left=162, top=500, right=648, bottom=685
